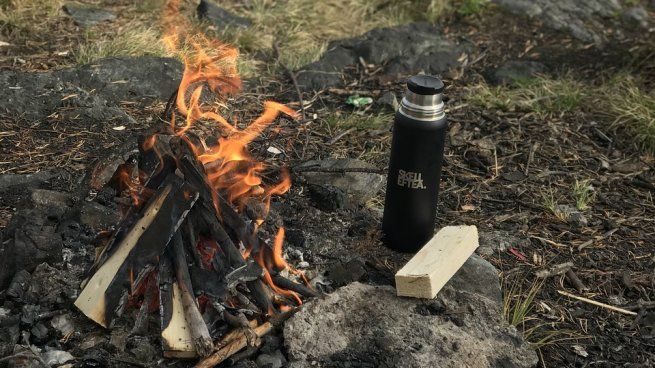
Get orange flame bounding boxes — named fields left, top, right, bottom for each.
left=155, top=0, right=307, bottom=314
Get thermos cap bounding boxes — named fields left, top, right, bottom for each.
left=399, top=75, right=445, bottom=121
left=407, top=75, right=444, bottom=95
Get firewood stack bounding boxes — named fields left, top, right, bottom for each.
left=74, top=134, right=316, bottom=363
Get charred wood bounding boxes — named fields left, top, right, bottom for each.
left=195, top=322, right=269, bottom=368
left=131, top=273, right=157, bottom=336
left=223, top=310, right=250, bottom=329
left=195, top=311, right=294, bottom=368
left=171, top=232, right=213, bottom=357
left=225, top=261, right=264, bottom=288
left=159, top=252, right=196, bottom=358
left=75, top=175, right=198, bottom=328
left=188, top=266, right=228, bottom=301
left=87, top=156, right=177, bottom=277
left=271, top=274, right=318, bottom=298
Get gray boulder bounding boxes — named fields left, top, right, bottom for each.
left=285, top=286, right=536, bottom=367
left=284, top=255, right=537, bottom=368
left=622, top=7, right=651, bottom=29
left=296, top=22, right=465, bottom=91
left=63, top=4, right=116, bottom=27
left=298, top=158, right=384, bottom=207
left=0, top=171, right=57, bottom=192
left=197, top=0, right=252, bottom=29
left=0, top=57, right=182, bottom=122
left=0, top=209, right=63, bottom=289
left=491, top=0, right=622, bottom=43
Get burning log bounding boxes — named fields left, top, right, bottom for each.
left=75, top=2, right=314, bottom=364
left=170, top=232, right=213, bottom=357
left=271, top=274, right=319, bottom=298
left=75, top=176, right=198, bottom=327
left=159, top=251, right=196, bottom=358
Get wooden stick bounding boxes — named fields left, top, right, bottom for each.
left=171, top=232, right=213, bottom=357
left=130, top=274, right=156, bottom=336
left=159, top=253, right=196, bottom=359
left=557, top=290, right=637, bottom=316
left=197, top=202, right=274, bottom=314
left=272, top=274, right=318, bottom=298
left=194, top=322, right=272, bottom=368
left=565, top=269, right=588, bottom=292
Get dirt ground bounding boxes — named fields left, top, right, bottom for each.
left=1, top=1, right=654, bottom=367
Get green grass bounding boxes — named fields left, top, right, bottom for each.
left=605, top=77, right=655, bottom=153
left=540, top=188, right=569, bottom=222
left=0, top=0, right=65, bottom=37
left=503, top=278, right=573, bottom=349
left=470, top=75, right=655, bottom=153
left=75, top=26, right=167, bottom=65
left=572, top=179, right=594, bottom=211
left=456, top=0, right=490, bottom=15
left=469, top=77, right=586, bottom=116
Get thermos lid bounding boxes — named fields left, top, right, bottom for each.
left=407, top=75, right=444, bottom=95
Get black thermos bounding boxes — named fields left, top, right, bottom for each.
left=382, top=75, right=447, bottom=253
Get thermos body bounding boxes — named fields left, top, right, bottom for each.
left=382, top=75, right=447, bottom=253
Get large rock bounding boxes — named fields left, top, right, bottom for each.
left=63, top=4, right=116, bottom=27
left=298, top=158, right=384, bottom=207
left=491, top=60, right=547, bottom=85
left=491, top=0, right=622, bottom=43
left=197, top=0, right=252, bottom=29
left=284, top=255, right=537, bottom=368
left=296, top=22, right=465, bottom=91
left=0, top=171, right=57, bottom=192
left=0, top=209, right=63, bottom=289
left=0, top=57, right=182, bottom=122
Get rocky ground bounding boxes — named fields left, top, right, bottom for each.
left=1, top=0, right=654, bottom=367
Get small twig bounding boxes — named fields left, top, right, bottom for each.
left=272, top=42, right=305, bottom=121
left=162, top=88, right=179, bottom=123
left=524, top=142, right=539, bottom=176
left=565, top=269, right=588, bottom=292
left=557, top=290, right=637, bottom=316
left=535, top=262, right=573, bottom=278
left=530, top=236, right=567, bottom=248
left=0, top=352, right=35, bottom=364
left=195, top=322, right=272, bottom=368
left=577, top=228, right=619, bottom=251
left=327, top=127, right=355, bottom=145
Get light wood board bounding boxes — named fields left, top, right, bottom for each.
left=395, top=225, right=479, bottom=299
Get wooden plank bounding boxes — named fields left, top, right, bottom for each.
left=395, top=225, right=479, bottom=299
left=75, top=175, right=198, bottom=327
left=171, top=232, right=213, bottom=357
left=159, top=253, right=197, bottom=359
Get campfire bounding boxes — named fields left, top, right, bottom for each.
left=74, top=1, right=315, bottom=365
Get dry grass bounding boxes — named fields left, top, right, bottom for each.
left=75, top=25, right=166, bottom=64
left=469, top=77, right=586, bottom=116
left=469, top=75, right=655, bottom=153
left=324, top=112, right=393, bottom=131
left=503, top=277, right=578, bottom=349
left=214, top=0, right=475, bottom=71
left=0, top=0, right=66, bottom=35
left=605, top=77, right=655, bottom=153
